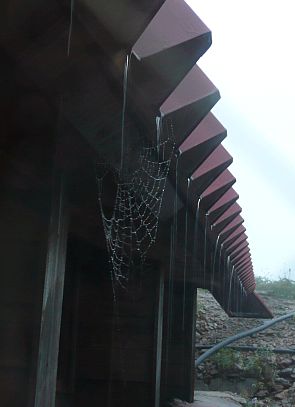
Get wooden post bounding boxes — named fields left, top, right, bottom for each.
left=179, top=282, right=198, bottom=402
left=34, top=172, right=69, bottom=407
left=188, top=286, right=198, bottom=400
left=161, top=281, right=197, bottom=403
left=154, top=268, right=164, bottom=407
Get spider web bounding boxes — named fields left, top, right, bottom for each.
left=96, top=117, right=175, bottom=290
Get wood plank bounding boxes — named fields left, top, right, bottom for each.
left=56, top=262, right=80, bottom=395
left=76, top=348, right=152, bottom=382
left=77, top=330, right=153, bottom=350
left=0, top=367, right=30, bottom=407
left=73, top=380, right=153, bottom=407
left=34, top=172, right=69, bottom=407
left=0, top=319, right=33, bottom=368
left=161, top=282, right=197, bottom=402
left=154, top=269, right=164, bottom=407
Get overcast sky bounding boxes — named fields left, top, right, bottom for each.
left=185, top=0, right=295, bottom=279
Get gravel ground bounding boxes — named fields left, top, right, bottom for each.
left=196, top=290, right=295, bottom=349
left=195, top=290, right=295, bottom=406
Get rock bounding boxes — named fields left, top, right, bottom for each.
left=275, top=377, right=291, bottom=387
left=227, top=372, right=241, bottom=378
left=264, top=330, right=275, bottom=336
left=279, top=358, right=293, bottom=368
left=262, top=364, right=276, bottom=380
left=280, top=368, right=293, bottom=377
left=195, top=290, right=295, bottom=407
left=170, top=399, right=191, bottom=406
left=256, top=389, right=269, bottom=398
left=210, top=368, right=218, bottom=376
left=274, top=389, right=290, bottom=400
left=271, top=384, right=285, bottom=393
left=252, top=399, right=265, bottom=406
left=234, top=363, right=243, bottom=372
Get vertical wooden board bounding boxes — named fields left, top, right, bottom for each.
left=0, top=196, right=50, bottom=407
left=161, top=281, right=197, bottom=403
left=34, top=173, right=69, bottom=407
left=69, top=244, right=160, bottom=406
left=154, top=268, right=164, bottom=407
left=187, top=287, right=197, bottom=400
left=56, top=254, right=80, bottom=395
left=0, top=368, right=30, bottom=407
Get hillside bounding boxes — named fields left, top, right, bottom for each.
left=196, top=289, right=295, bottom=406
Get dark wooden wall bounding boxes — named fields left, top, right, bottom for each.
left=0, top=120, right=198, bottom=407
left=0, top=138, right=53, bottom=407
left=56, top=237, right=161, bottom=407
left=0, top=195, right=49, bottom=407
left=161, top=281, right=197, bottom=403
left=0, top=64, right=56, bottom=405
left=0, top=62, right=197, bottom=406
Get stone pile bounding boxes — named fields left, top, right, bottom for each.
left=196, top=291, right=295, bottom=348
left=195, top=290, right=295, bottom=406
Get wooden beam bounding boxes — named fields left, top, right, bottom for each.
left=154, top=268, right=164, bottom=407
left=161, top=281, right=197, bottom=403
left=34, top=171, right=69, bottom=407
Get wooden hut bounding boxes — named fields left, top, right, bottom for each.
left=0, top=0, right=272, bottom=406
